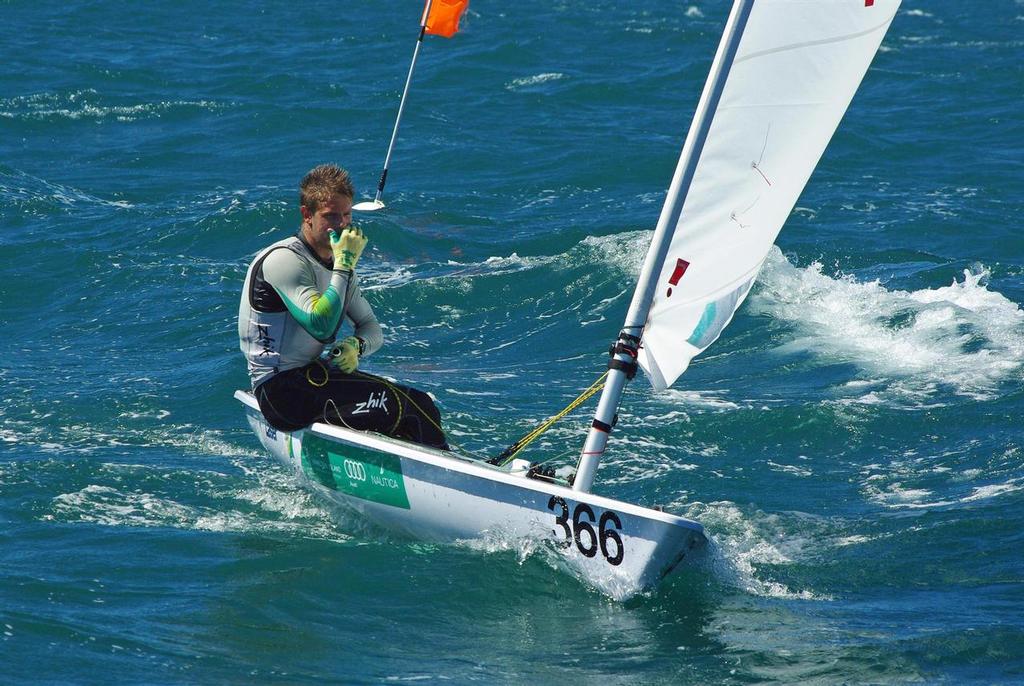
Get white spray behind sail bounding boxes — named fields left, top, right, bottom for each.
left=639, top=0, right=902, bottom=390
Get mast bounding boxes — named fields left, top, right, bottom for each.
left=371, top=0, right=435, bottom=207
left=573, top=0, right=755, bottom=493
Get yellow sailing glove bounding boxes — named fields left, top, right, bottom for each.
left=329, top=336, right=362, bottom=374
left=329, top=226, right=367, bottom=272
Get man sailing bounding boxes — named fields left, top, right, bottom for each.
left=238, top=163, right=448, bottom=449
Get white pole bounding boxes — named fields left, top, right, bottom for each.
left=371, top=0, right=436, bottom=205
left=573, top=0, right=756, bottom=493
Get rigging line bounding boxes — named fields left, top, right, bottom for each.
left=490, top=371, right=609, bottom=466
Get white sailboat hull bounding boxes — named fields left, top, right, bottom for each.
left=235, top=391, right=706, bottom=597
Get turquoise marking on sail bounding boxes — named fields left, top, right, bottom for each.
left=687, top=303, right=719, bottom=348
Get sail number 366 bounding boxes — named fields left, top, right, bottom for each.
left=547, top=496, right=624, bottom=566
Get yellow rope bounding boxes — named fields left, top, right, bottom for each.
left=493, top=371, right=608, bottom=466
left=305, top=361, right=330, bottom=387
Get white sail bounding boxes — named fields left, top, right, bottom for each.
left=639, top=0, right=902, bottom=390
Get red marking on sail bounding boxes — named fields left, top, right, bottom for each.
left=666, top=258, right=690, bottom=298
left=865, top=0, right=874, bottom=6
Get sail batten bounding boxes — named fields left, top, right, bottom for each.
left=736, top=12, right=899, bottom=63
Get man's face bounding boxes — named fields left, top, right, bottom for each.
left=301, top=193, right=353, bottom=251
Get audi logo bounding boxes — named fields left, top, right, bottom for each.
left=343, top=459, right=367, bottom=481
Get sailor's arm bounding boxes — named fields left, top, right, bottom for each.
left=346, top=285, right=384, bottom=357
left=262, top=249, right=349, bottom=342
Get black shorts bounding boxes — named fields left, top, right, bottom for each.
left=255, top=362, right=448, bottom=450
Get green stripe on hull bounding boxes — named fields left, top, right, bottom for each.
left=301, top=434, right=411, bottom=509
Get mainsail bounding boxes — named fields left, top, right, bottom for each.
left=638, top=0, right=902, bottom=390
left=575, top=0, right=901, bottom=492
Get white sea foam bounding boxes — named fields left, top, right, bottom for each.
left=583, top=230, right=651, bottom=278
left=31, top=420, right=264, bottom=458
left=0, top=90, right=226, bottom=122
left=960, top=480, right=1023, bottom=503
left=679, top=501, right=829, bottom=600
left=0, top=167, right=135, bottom=211
left=51, top=485, right=196, bottom=528
left=222, top=456, right=347, bottom=525
left=475, top=372, right=519, bottom=382
left=766, top=460, right=813, bottom=478
left=361, top=252, right=554, bottom=292
left=46, top=456, right=354, bottom=543
left=456, top=529, right=648, bottom=601
left=655, top=389, right=741, bottom=410
left=505, top=73, right=565, bottom=91
left=444, top=388, right=501, bottom=397
left=753, top=248, right=1024, bottom=402
left=834, top=534, right=873, bottom=547
left=117, top=409, right=171, bottom=420
left=864, top=471, right=1024, bottom=510
left=361, top=230, right=643, bottom=299
left=5, top=418, right=347, bottom=538
left=599, top=457, right=679, bottom=486
left=867, top=483, right=955, bottom=509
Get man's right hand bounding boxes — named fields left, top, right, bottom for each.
left=329, top=227, right=367, bottom=271
left=329, top=336, right=361, bottom=374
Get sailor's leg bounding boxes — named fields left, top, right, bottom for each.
left=391, top=385, right=448, bottom=449
left=255, top=366, right=325, bottom=431
left=319, top=369, right=448, bottom=449
left=316, top=368, right=404, bottom=435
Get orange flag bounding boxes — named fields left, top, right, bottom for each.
left=424, top=0, right=469, bottom=38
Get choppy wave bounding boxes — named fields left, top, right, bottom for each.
left=355, top=228, right=649, bottom=290
left=31, top=450, right=354, bottom=543
left=505, top=72, right=566, bottom=91
left=680, top=501, right=831, bottom=601
left=365, top=233, right=1024, bottom=412
left=0, top=408, right=260, bottom=460
left=753, top=247, right=1024, bottom=402
left=859, top=442, right=1024, bottom=512
left=455, top=527, right=660, bottom=601
left=0, top=166, right=134, bottom=216
left=0, top=89, right=227, bottom=122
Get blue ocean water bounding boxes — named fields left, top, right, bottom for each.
left=2, top=0, right=1023, bottom=682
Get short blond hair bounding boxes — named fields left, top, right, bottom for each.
left=300, top=164, right=355, bottom=213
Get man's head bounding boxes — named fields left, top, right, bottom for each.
left=300, top=164, right=355, bottom=213
left=299, top=164, right=355, bottom=259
